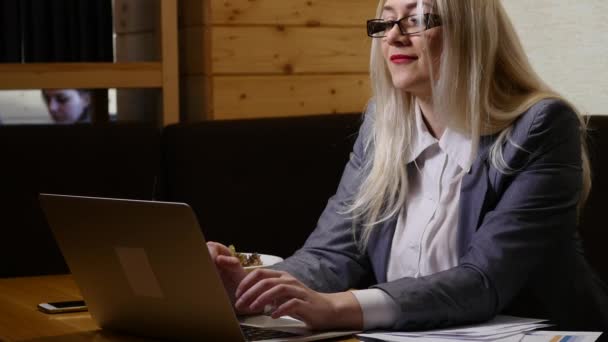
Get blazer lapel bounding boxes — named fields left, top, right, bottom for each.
left=458, top=135, right=495, bottom=257
left=367, top=216, right=397, bottom=284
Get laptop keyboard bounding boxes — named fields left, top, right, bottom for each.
left=241, top=324, right=300, bottom=341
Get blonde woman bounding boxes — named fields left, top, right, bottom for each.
left=208, top=0, right=608, bottom=331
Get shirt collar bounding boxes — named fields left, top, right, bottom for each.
left=406, top=104, right=473, bottom=172
left=405, top=105, right=436, bottom=164
left=439, top=123, right=473, bottom=173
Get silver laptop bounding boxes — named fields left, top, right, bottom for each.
left=40, top=194, right=356, bottom=342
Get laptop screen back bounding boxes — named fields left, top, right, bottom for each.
left=40, top=194, right=245, bottom=341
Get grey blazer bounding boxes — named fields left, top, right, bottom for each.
left=272, top=99, right=608, bottom=331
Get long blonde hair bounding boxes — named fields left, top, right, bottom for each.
left=350, top=0, right=591, bottom=247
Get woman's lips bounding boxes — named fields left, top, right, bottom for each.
left=390, top=54, right=418, bottom=64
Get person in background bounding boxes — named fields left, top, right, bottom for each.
left=208, top=0, right=608, bottom=332
left=42, top=89, right=91, bottom=124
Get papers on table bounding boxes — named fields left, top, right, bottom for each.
left=357, top=315, right=603, bottom=342
left=239, top=315, right=361, bottom=341
left=515, top=330, right=603, bottom=342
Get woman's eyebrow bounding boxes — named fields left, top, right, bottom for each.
left=383, top=2, right=433, bottom=14
left=382, top=5, right=396, bottom=13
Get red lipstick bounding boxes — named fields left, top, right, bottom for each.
left=390, top=54, right=418, bottom=64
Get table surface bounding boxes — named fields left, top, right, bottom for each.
left=0, top=275, right=359, bottom=342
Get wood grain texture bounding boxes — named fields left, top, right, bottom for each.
left=211, top=26, right=370, bottom=74
left=179, top=27, right=211, bottom=76
left=209, top=0, right=377, bottom=26
left=177, top=0, right=376, bottom=120
left=212, top=74, right=371, bottom=119
left=114, top=0, right=160, bottom=33
left=161, top=0, right=180, bottom=125
left=0, top=63, right=162, bottom=89
left=0, top=275, right=96, bottom=342
left=179, top=0, right=208, bottom=28
left=181, top=75, right=212, bottom=122
left=180, top=26, right=370, bottom=75
left=115, top=32, right=160, bottom=62
left=0, top=276, right=360, bottom=342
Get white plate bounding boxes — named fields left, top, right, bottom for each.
left=242, top=253, right=284, bottom=270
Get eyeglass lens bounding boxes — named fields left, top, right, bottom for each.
left=368, top=14, right=436, bottom=37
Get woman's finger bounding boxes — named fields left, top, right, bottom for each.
left=249, top=283, right=308, bottom=312
left=235, top=275, right=286, bottom=311
left=206, top=241, right=232, bottom=258
left=216, top=254, right=241, bottom=267
left=207, top=242, right=242, bottom=275
left=235, top=268, right=284, bottom=298
left=271, top=297, right=307, bottom=320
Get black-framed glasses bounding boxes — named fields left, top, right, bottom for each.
left=367, top=13, right=442, bottom=38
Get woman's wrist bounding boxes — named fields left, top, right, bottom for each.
left=326, top=291, right=364, bottom=330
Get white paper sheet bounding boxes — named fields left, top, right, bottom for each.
left=356, top=315, right=602, bottom=342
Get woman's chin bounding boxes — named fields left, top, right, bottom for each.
left=52, top=116, right=77, bottom=124
left=389, top=79, right=430, bottom=98
left=391, top=82, right=416, bottom=95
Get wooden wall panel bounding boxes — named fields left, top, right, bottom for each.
left=179, top=0, right=208, bottom=27
left=181, top=75, right=212, bottom=120
left=178, top=0, right=376, bottom=121
left=115, top=32, right=159, bottom=61
left=212, top=27, right=370, bottom=74
left=114, top=0, right=161, bottom=121
left=114, top=0, right=160, bottom=33
left=212, top=74, right=370, bottom=119
left=179, top=27, right=210, bottom=75
left=210, top=0, right=377, bottom=26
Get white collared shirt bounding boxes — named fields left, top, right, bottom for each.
left=352, top=106, right=472, bottom=329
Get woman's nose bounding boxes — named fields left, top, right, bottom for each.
left=384, top=24, right=410, bottom=46
left=48, top=99, right=59, bottom=111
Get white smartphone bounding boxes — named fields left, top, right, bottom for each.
left=37, top=300, right=87, bottom=314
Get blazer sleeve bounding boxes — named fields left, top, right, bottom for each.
left=270, top=105, right=376, bottom=292
left=374, top=100, right=584, bottom=330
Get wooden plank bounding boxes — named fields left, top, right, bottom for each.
left=181, top=75, right=212, bottom=121
left=0, top=63, right=162, bottom=89
left=117, top=89, right=162, bottom=122
left=209, top=26, right=370, bottom=75
left=179, top=26, right=212, bottom=75
left=212, top=74, right=370, bottom=119
left=114, top=0, right=160, bottom=33
left=179, top=0, right=209, bottom=27
left=115, top=32, right=160, bottom=61
left=210, top=0, right=377, bottom=26
left=115, top=32, right=161, bottom=123
left=161, top=0, right=180, bottom=126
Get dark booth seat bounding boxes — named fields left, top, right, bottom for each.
left=0, top=123, right=161, bottom=277
left=161, top=113, right=608, bottom=286
left=580, top=116, right=608, bottom=285
left=160, top=114, right=363, bottom=258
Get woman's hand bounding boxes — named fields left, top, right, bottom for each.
left=206, top=241, right=256, bottom=313
left=234, top=268, right=363, bottom=331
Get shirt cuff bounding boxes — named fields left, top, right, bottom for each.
left=351, top=288, right=400, bottom=330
